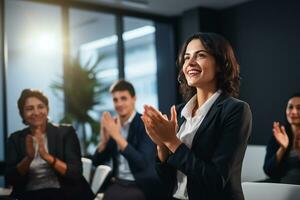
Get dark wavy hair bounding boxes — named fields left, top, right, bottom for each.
left=287, top=93, right=300, bottom=102
left=17, top=89, right=49, bottom=125
left=177, top=32, right=240, bottom=101
left=285, top=92, right=300, bottom=125
left=282, top=93, right=300, bottom=143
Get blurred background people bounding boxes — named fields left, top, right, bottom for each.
left=5, top=89, right=94, bottom=200
left=142, top=32, right=252, bottom=200
left=92, top=80, right=165, bottom=200
left=264, top=93, right=300, bottom=184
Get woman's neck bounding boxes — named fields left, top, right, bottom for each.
left=192, top=86, right=217, bottom=117
left=196, top=86, right=217, bottom=108
left=291, top=124, right=300, bottom=136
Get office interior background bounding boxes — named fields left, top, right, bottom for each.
left=1, top=0, right=300, bottom=187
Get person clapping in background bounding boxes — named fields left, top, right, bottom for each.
left=264, top=93, right=300, bottom=184
left=6, top=89, right=94, bottom=200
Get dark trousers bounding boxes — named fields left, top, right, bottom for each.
left=103, top=179, right=146, bottom=200
left=23, top=188, right=64, bottom=200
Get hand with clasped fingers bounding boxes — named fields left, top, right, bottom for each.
left=100, top=111, right=128, bottom=151
left=102, top=112, right=122, bottom=140
left=25, top=135, right=35, bottom=161
left=142, top=105, right=181, bottom=161
left=33, top=126, right=49, bottom=160
left=26, top=126, right=48, bottom=161
left=98, top=113, right=111, bottom=152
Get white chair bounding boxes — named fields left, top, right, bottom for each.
left=81, top=157, right=93, bottom=183
left=91, top=165, right=112, bottom=194
left=0, top=187, right=12, bottom=196
left=242, top=182, right=300, bottom=200
left=241, top=145, right=267, bottom=182
left=94, top=193, right=104, bottom=200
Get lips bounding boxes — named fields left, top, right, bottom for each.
left=187, top=68, right=202, bottom=77
left=31, top=117, right=44, bottom=122
left=30, top=115, right=46, bottom=121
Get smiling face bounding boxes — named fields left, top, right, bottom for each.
left=286, top=97, right=300, bottom=126
left=182, top=39, right=218, bottom=90
left=112, top=90, right=136, bottom=120
left=23, top=97, right=48, bottom=128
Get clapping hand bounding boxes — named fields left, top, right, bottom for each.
left=102, top=112, right=121, bottom=140
left=273, top=122, right=289, bottom=149
left=98, top=114, right=111, bottom=152
left=33, top=126, right=48, bottom=160
left=142, top=105, right=181, bottom=152
left=25, top=135, right=35, bottom=160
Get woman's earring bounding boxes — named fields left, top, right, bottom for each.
left=225, top=61, right=229, bottom=67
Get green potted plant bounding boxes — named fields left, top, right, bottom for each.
left=51, top=54, right=108, bottom=155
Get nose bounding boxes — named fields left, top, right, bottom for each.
left=291, top=107, right=299, bottom=115
left=187, top=54, right=197, bottom=66
left=114, top=100, right=122, bottom=108
left=32, top=107, right=40, bottom=115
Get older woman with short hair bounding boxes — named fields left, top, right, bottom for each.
left=6, top=89, right=94, bottom=200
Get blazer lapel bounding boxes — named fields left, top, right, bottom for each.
left=46, top=123, right=57, bottom=155
left=20, top=128, right=31, bottom=158
left=127, top=113, right=139, bottom=143
left=176, top=103, right=186, bottom=129
left=191, top=94, right=226, bottom=148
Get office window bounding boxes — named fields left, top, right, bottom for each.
left=5, top=0, right=64, bottom=134
left=69, top=9, right=118, bottom=154
left=123, top=17, right=158, bottom=112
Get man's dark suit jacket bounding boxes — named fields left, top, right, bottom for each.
left=6, top=123, right=94, bottom=200
left=156, top=94, right=252, bottom=200
left=92, top=112, right=166, bottom=200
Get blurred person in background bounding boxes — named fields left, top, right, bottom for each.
left=92, top=80, right=165, bottom=200
left=264, top=93, right=300, bottom=184
left=5, top=89, right=94, bottom=200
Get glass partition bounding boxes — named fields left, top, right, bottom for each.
left=5, top=0, right=64, bottom=134
left=69, top=9, right=118, bottom=154
left=124, top=17, right=158, bottom=112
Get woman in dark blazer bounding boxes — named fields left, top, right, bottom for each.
left=5, top=89, right=94, bottom=200
left=142, top=32, right=252, bottom=200
left=263, top=93, right=300, bottom=184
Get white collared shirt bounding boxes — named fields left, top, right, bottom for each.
left=117, top=111, right=136, bottom=181
left=173, top=90, right=221, bottom=200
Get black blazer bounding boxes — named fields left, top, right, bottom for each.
left=156, top=94, right=252, bottom=200
left=92, top=112, right=166, bottom=200
left=5, top=123, right=94, bottom=200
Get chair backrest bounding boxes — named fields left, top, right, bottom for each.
left=242, top=182, right=300, bottom=200
left=91, top=165, right=112, bottom=194
left=242, top=145, right=267, bottom=182
left=0, top=187, right=13, bottom=197
left=81, top=157, right=92, bottom=183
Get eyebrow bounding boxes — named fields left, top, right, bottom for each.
left=288, top=103, right=300, bottom=106
left=184, top=49, right=208, bottom=55
left=24, top=103, right=45, bottom=107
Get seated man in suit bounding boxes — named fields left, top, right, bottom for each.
left=92, top=79, right=164, bottom=200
